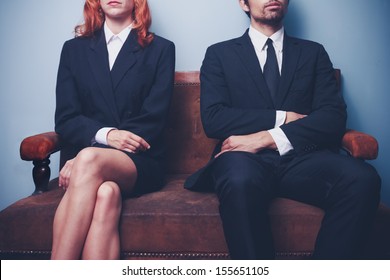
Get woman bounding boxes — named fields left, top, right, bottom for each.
left=52, top=0, right=175, bottom=259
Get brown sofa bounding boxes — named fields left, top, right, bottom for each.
left=1, top=71, right=389, bottom=260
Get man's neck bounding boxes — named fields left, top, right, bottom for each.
left=105, top=17, right=134, bottom=35
left=250, top=19, right=283, bottom=37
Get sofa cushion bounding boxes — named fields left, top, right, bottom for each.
left=2, top=173, right=389, bottom=259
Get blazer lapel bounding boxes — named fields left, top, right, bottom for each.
left=234, top=31, right=275, bottom=107
left=110, top=30, right=140, bottom=91
left=87, top=29, right=120, bottom=124
left=275, top=35, right=301, bottom=108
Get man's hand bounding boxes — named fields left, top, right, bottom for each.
left=215, top=131, right=277, bottom=158
left=59, top=158, right=75, bottom=190
left=107, top=129, right=150, bottom=153
left=285, top=111, right=307, bottom=124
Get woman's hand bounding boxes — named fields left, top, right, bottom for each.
left=59, top=158, right=75, bottom=190
left=107, top=129, right=151, bottom=153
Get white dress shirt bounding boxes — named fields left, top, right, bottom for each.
left=105, top=22, right=132, bottom=70
left=94, top=22, right=133, bottom=145
left=248, top=25, right=293, bottom=156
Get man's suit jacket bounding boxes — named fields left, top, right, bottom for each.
left=55, top=29, right=175, bottom=161
left=185, top=30, right=347, bottom=190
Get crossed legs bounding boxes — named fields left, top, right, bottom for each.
left=279, top=150, right=381, bottom=259
left=51, top=147, right=137, bottom=260
left=210, top=150, right=381, bottom=259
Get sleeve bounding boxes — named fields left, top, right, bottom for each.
left=94, top=127, right=117, bottom=145
left=54, top=41, right=105, bottom=148
left=268, top=127, right=293, bottom=155
left=200, top=45, right=277, bottom=140
left=280, top=45, right=347, bottom=154
left=269, top=110, right=293, bottom=155
left=118, top=41, right=176, bottom=144
left=275, top=110, right=286, bottom=127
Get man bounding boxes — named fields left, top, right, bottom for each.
left=185, top=0, right=381, bottom=259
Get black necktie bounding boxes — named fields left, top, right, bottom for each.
left=263, top=38, right=280, bottom=104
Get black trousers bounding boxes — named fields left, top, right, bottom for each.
left=209, top=150, right=381, bottom=259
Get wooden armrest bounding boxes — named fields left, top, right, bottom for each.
left=20, top=132, right=61, bottom=161
left=20, top=132, right=61, bottom=194
left=342, top=129, right=378, bottom=160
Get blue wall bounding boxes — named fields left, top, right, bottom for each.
left=0, top=0, right=389, bottom=210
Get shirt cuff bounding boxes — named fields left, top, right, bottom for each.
left=268, top=127, right=293, bottom=156
left=275, top=110, right=286, bottom=127
left=94, top=127, right=117, bottom=145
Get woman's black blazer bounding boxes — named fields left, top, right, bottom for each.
left=55, top=29, right=175, bottom=161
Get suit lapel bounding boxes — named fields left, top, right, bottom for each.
left=234, top=31, right=275, bottom=107
left=87, top=29, right=120, bottom=124
left=110, top=30, right=140, bottom=91
left=275, top=35, right=301, bottom=108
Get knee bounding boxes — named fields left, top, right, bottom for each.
left=346, top=163, right=381, bottom=202
left=96, top=182, right=122, bottom=210
left=357, top=164, right=380, bottom=191
left=215, top=168, right=263, bottom=202
left=213, top=152, right=269, bottom=200
left=93, top=182, right=122, bottom=228
left=75, top=147, right=100, bottom=167
left=222, top=174, right=257, bottom=193
left=93, top=182, right=122, bottom=222
left=72, top=147, right=102, bottom=176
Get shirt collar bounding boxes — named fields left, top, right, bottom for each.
left=248, top=25, right=284, bottom=52
left=104, top=21, right=133, bottom=44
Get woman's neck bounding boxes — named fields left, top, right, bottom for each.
left=105, top=17, right=134, bottom=35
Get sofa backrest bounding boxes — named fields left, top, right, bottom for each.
left=164, top=72, right=217, bottom=174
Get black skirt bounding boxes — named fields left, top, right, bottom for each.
left=92, top=143, right=165, bottom=198
left=126, top=151, right=165, bottom=197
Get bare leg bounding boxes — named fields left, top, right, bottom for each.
left=81, top=181, right=122, bottom=259
left=51, top=147, right=137, bottom=259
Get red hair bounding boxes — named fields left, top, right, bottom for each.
left=75, top=0, right=154, bottom=47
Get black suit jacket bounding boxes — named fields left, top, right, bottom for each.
left=55, top=29, right=175, bottom=161
left=185, top=30, right=346, bottom=189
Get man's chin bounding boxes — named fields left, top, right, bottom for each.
left=257, top=16, right=284, bottom=26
